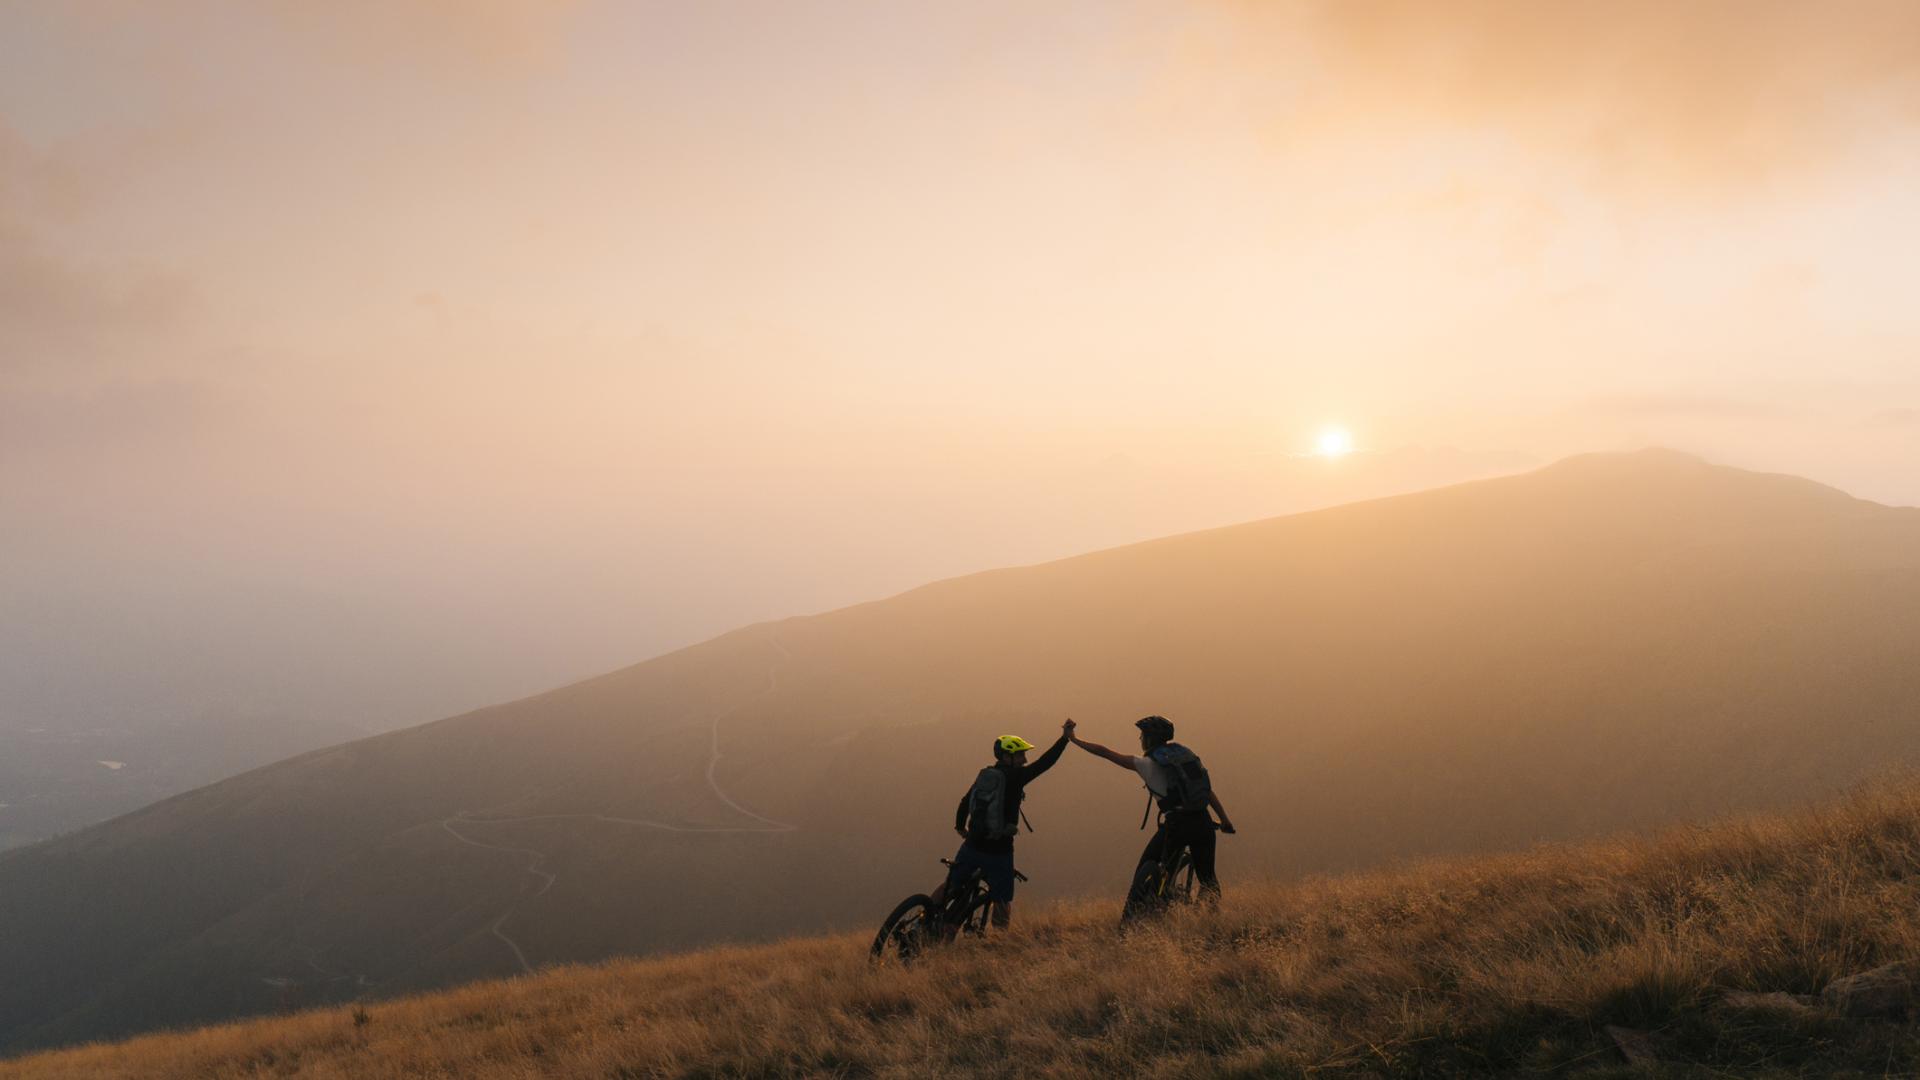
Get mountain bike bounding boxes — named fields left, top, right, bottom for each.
left=870, top=857, right=1027, bottom=962
left=1119, top=819, right=1217, bottom=923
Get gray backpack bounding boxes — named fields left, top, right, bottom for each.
left=1148, top=742, right=1213, bottom=815
left=964, top=767, right=1018, bottom=842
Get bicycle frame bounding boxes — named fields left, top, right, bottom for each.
left=870, top=856, right=1029, bottom=962
left=938, top=856, right=1028, bottom=928
left=1123, top=817, right=1215, bottom=921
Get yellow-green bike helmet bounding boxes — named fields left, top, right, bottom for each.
left=995, top=734, right=1036, bottom=756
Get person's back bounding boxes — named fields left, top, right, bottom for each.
left=1141, top=740, right=1213, bottom=819
left=930, top=719, right=1075, bottom=928
left=962, top=762, right=1017, bottom=847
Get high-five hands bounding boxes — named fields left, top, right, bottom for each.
left=1062, top=717, right=1077, bottom=743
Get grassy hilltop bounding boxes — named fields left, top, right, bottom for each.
left=9, top=778, right=1920, bottom=1078
left=8, top=451, right=1920, bottom=1053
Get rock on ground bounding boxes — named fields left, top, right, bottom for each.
left=1822, top=961, right=1920, bottom=1020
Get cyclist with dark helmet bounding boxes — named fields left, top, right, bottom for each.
left=1072, top=714, right=1236, bottom=909
left=929, top=718, right=1075, bottom=929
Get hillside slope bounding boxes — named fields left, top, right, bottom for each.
left=9, top=777, right=1920, bottom=1078
left=4, top=449, right=1919, bottom=1052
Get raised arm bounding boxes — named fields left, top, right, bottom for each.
left=1017, top=722, right=1074, bottom=782
left=1071, top=734, right=1138, bottom=771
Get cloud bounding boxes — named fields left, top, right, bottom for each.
left=0, top=125, right=200, bottom=378
left=1187, top=1, right=1920, bottom=193
left=1579, top=393, right=1782, bottom=419
left=0, top=124, right=93, bottom=222
left=47, top=0, right=589, bottom=74
left=0, top=377, right=228, bottom=456
left=271, top=0, right=588, bottom=71
left=0, top=219, right=199, bottom=373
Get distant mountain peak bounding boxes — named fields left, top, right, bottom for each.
left=1543, top=447, right=1710, bottom=472
left=1527, top=447, right=1878, bottom=503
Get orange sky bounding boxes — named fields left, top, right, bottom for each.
left=3, top=1, right=1917, bottom=734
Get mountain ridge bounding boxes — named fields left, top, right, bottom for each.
left=3, top=448, right=1918, bottom=1053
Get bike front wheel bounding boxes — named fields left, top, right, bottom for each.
left=1169, top=849, right=1196, bottom=905
left=1121, top=861, right=1169, bottom=924
left=871, top=894, right=936, bottom=962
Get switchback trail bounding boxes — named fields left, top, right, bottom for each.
left=441, top=631, right=795, bottom=973
left=293, top=944, right=374, bottom=992
left=706, top=633, right=795, bottom=831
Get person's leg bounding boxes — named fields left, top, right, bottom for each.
left=1185, top=818, right=1220, bottom=904
left=989, top=900, right=1011, bottom=929
left=987, top=852, right=1015, bottom=929
left=1122, top=827, right=1169, bottom=919
left=1136, top=828, right=1166, bottom=874
left=1161, top=821, right=1195, bottom=883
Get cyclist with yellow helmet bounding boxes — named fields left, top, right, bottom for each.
left=928, top=718, right=1075, bottom=928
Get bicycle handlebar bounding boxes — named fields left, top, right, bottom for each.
left=938, top=857, right=1029, bottom=883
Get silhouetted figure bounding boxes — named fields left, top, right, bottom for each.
left=1073, top=715, right=1236, bottom=918
left=928, top=718, right=1074, bottom=928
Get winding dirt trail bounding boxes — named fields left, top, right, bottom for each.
left=436, top=817, right=556, bottom=972
left=441, top=631, right=796, bottom=973
left=704, top=633, right=795, bottom=831
left=292, top=943, right=374, bottom=992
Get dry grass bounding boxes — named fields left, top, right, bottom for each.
left=11, top=779, right=1920, bottom=1078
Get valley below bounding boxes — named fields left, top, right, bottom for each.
left=4, top=451, right=1918, bottom=1057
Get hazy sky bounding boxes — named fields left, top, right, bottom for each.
left=3, top=1, right=1917, bottom=736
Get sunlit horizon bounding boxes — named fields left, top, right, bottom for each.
left=3, top=0, right=1917, bottom=743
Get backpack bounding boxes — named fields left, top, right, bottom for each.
left=964, top=766, right=1019, bottom=842
left=1148, top=742, right=1213, bottom=815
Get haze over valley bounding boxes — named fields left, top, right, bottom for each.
left=5, top=451, right=1918, bottom=1052
left=0, top=714, right=366, bottom=851
left=5, top=1, right=1919, bottom=853
left=6, top=2, right=1920, bottom=1072
left=0, top=444, right=1532, bottom=850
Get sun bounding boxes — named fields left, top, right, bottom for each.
left=1314, top=425, right=1355, bottom=459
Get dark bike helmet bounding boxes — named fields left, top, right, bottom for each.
left=1135, top=715, right=1175, bottom=746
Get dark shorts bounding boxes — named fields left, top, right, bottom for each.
left=949, top=842, right=1017, bottom=903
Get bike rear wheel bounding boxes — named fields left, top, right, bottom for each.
left=871, top=894, right=936, bottom=962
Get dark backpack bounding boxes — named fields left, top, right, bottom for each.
left=964, top=766, right=1019, bottom=842
left=1148, top=742, right=1213, bottom=815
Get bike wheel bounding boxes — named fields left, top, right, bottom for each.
left=1170, top=850, right=1196, bottom=905
left=1120, top=861, right=1168, bottom=924
left=871, top=894, right=936, bottom=962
